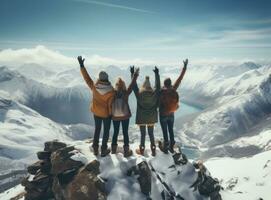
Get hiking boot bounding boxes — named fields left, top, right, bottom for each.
left=169, top=144, right=175, bottom=153
left=92, top=146, right=99, bottom=156
left=111, top=145, right=117, bottom=154
left=101, top=147, right=110, bottom=157
left=123, top=146, right=132, bottom=157
left=158, top=141, right=168, bottom=154
left=151, top=145, right=156, bottom=156
left=136, top=146, right=145, bottom=155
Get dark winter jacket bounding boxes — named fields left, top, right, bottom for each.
left=133, top=72, right=160, bottom=125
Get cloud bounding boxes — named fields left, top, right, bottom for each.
left=0, top=46, right=157, bottom=69
left=73, top=0, right=154, bottom=14
left=0, top=46, right=269, bottom=71
left=0, top=46, right=75, bottom=68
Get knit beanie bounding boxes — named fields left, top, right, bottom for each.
left=142, top=76, right=152, bottom=91
left=99, top=71, right=109, bottom=82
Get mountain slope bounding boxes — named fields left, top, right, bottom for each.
left=0, top=66, right=92, bottom=125
left=206, top=150, right=271, bottom=200
left=175, top=64, right=271, bottom=158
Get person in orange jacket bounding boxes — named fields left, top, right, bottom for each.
left=78, top=56, right=114, bottom=157
left=111, top=68, right=139, bottom=157
left=159, top=59, right=188, bottom=153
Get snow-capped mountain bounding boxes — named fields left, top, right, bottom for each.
left=0, top=66, right=93, bottom=125
left=175, top=63, right=271, bottom=158
left=0, top=90, right=94, bottom=192
left=0, top=60, right=270, bottom=198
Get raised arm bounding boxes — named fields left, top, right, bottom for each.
left=130, top=66, right=139, bottom=97
left=78, top=56, right=94, bottom=90
left=127, top=68, right=139, bottom=95
left=153, top=66, right=161, bottom=92
left=173, top=59, right=188, bottom=90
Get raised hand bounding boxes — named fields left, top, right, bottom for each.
left=183, top=59, right=188, bottom=69
left=77, top=56, right=85, bottom=68
left=153, top=66, right=159, bottom=74
left=134, top=67, right=140, bottom=75
left=130, top=65, right=135, bottom=74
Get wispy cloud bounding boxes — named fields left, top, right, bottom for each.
left=73, top=0, right=154, bottom=14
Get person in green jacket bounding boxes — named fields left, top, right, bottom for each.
left=130, top=66, right=161, bottom=156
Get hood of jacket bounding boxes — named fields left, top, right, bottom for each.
left=95, top=81, right=114, bottom=95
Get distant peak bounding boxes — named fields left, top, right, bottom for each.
left=240, top=61, right=261, bottom=69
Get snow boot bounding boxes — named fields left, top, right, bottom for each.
left=136, top=146, right=145, bottom=155
left=93, top=146, right=99, bottom=156
left=101, top=147, right=110, bottom=157
left=111, top=145, right=117, bottom=154
left=169, top=143, right=175, bottom=153
left=123, top=145, right=133, bottom=157
left=151, top=145, right=156, bottom=156
left=158, top=141, right=168, bottom=154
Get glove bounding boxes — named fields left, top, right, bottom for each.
left=153, top=66, right=159, bottom=74
left=183, top=59, right=188, bottom=69
left=130, top=66, right=135, bottom=75
left=77, top=56, right=85, bottom=68
left=134, top=68, right=140, bottom=76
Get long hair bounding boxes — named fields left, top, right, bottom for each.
left=115, top=77, right=127, bottom=91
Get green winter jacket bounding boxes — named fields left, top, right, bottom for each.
left=133, top=72, right=160, bottom=125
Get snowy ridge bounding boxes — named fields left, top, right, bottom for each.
left=0, top=90, right=94, bottom=192
left=176, top=64, right=271, bottom=158
left=0, top=66, right=92, bottom=125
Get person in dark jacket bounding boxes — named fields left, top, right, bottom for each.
left=78, top=56, right=114, bottom=157
left=159, top=59, right=188, bottom=153
left=130, top=66, right=160, bottom=156
left=111, top=68, right=139, bottom=157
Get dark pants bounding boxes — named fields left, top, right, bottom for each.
left=112, top=119, right=130, bottom=147
left=93, top=115, right=111, bottom=149
left=140, top=125, right=155, bottom=147
left=160, top=114, right=175, bottom=147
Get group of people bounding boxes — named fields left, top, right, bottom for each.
left=78, top=56, right=188, bottom=157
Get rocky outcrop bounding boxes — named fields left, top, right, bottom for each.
left=21, top=140, right=107, bottom=200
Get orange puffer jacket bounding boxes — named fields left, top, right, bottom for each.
left=80, top=67, right=114, bottom=118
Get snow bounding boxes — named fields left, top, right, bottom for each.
left=0, top=90, right=94, bottom=192
left=206, top=150, right=271, bottom=200
left=71, top=140, right=207, bottom=200
left=0, top=184, right=24, bottom=200
left=0, top=60, right=271, bottom=198
left=0, top=90, right=71, bottom=164
left=176, top=64, right=271, bottom=158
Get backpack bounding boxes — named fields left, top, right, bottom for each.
left=160, top=88, right=179, bottom=114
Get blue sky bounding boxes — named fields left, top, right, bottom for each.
left=0, top=0, right=271, bottom=63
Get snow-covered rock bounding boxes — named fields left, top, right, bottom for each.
left=206, top=150, right=271, bottom=200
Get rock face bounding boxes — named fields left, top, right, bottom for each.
left=21, top=140, right=107, bottom=200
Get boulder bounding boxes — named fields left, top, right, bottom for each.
left=50, top=146, right=84, bottom=175
left=137, top=161, right=152, bottom=196
left=52, top=160, right=106, bottom=200
left=37, top=151, right=51, bottom=160
left=44, top=141, right=67, bottom=152
left=172, top=152, right=188, bottom=165
left=22, top=173, right=54, bottom=200
left=27, top=161, right=42, bottom=175
left=127, top=161, right=152, bottom=196
left=27, top=160, right=51, bottom=175
left=57, top=168, right=78, bottom=185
